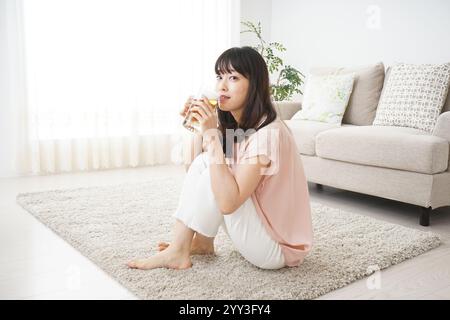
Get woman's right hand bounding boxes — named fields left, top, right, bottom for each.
left=179, top=96, right=194, bottom=118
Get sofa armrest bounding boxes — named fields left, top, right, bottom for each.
left=433, top=111, right=450, bottom=171
left=433, top=112, right=450, bottom=141
left=273, top=101, right=302, bottom=120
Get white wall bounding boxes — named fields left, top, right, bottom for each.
left=271, top=0, right=450, bottom=74
left=240, top=0, right=272, bottom=47
left=242, top=0, right=450, bottom=100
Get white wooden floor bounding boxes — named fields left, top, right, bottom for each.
left=1, top=165, right=449, bottom=300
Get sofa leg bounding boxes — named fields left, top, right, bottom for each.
left=420, top=207, right=431, bottom=226
left=316, top=183, right=323, bottom=191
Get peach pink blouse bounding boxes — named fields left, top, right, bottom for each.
left=226, top=117, right=313, bottom=267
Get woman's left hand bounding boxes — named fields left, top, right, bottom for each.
left=189, top=97, right=219, bottom=135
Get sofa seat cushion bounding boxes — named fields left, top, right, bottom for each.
left=284, top=119, right=355, bottom=155
left=315, top=125, right=449, bottom=174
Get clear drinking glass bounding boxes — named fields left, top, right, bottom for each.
left=182, top=88, right=219, bottom=133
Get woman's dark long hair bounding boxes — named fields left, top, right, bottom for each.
left=214, top=46, right=277, bottom=156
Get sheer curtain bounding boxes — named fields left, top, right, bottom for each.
left=3, top=0, right=240, bottom=176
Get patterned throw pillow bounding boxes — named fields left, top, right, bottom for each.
left=292, top=73, right=355, bottom=124
left=373, top=63, right=450, bottom=133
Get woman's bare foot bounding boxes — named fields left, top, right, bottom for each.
left=127, top=246, right=192, bottom=270
left=157, top=237, right=214, bottom=255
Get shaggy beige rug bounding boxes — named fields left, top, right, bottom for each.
left=16, top=175, right=440, bottom=300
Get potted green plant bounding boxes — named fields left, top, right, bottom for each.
left=240, top=20, right=305, bottom=102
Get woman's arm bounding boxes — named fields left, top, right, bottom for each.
left=205, top=129, right=270, bottom=214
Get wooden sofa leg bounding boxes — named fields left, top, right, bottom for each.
left=420, top=207, right=431, bottom=226
left=316, top=183, right=323, bottom=191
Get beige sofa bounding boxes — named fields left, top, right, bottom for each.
left=274, top=63, right=450, bottom=226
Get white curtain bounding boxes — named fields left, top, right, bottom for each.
left=1, top=0, right=240, bottom=176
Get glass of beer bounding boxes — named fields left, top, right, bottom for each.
left=182, top=88, right=219, bottom=133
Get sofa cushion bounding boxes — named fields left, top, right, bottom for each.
left=284, top=119, right=355, bottom=156
left=373, top=63, right=450, bottom=133
left=315, top=126, right=449, bottom=174
left=385, top=66, right=450, bottom=114
left=310, top=62, right=385, bottom=126
left=291, top=73, right=355, bottom=124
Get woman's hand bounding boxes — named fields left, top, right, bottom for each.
left=189, top=97, right=219, bottom=135
left=179, top=96, right=194, bottom=118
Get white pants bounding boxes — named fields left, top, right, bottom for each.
left=173, top=152, right=285, bottom=270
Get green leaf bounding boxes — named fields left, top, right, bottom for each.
left=240, top=20, right=305, bottom=101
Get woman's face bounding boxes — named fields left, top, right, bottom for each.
left=216, top=68, right=249, bottom=117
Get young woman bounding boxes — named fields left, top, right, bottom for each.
left=127, top=46, right=313, bottom=270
